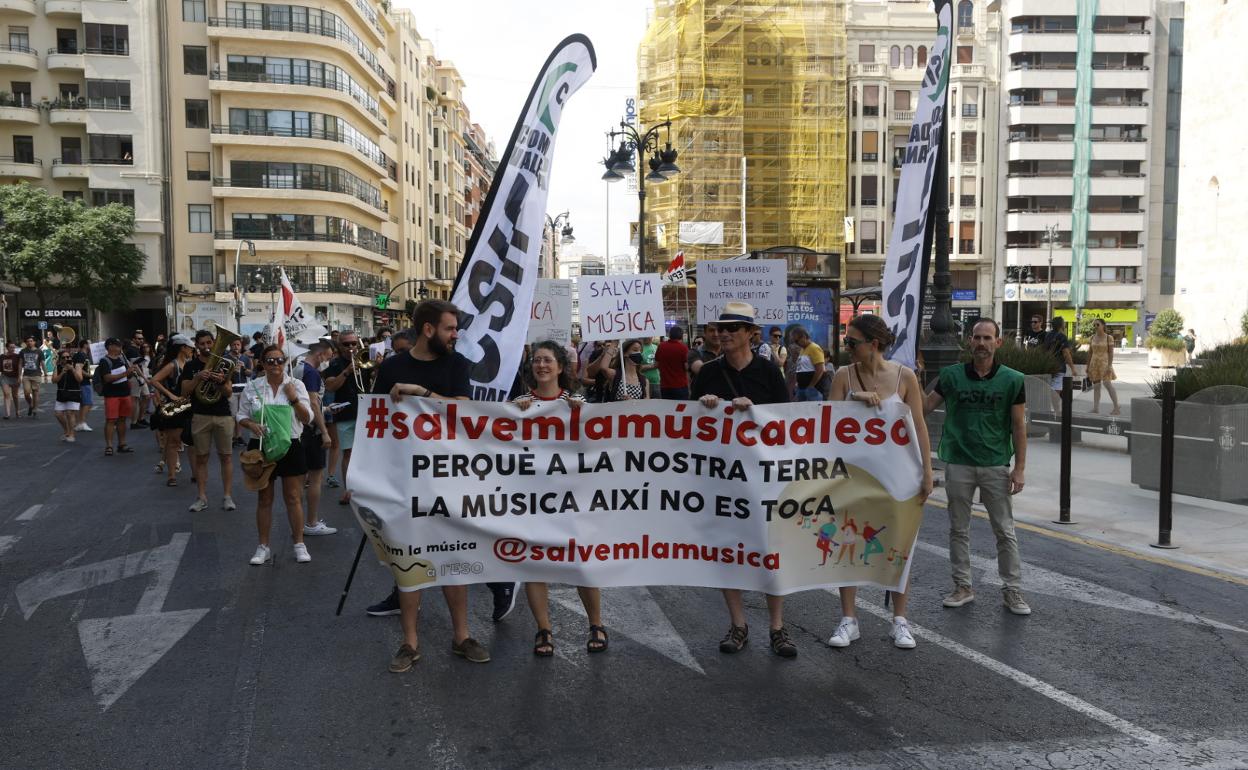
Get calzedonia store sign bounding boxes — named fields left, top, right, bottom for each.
left=23, top=308, right=85, bottom=319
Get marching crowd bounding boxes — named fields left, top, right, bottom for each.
left=3, top=297, right=1031, bottom=674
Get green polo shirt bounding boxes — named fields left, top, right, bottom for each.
left=934, top=362, right=1026, bottom=467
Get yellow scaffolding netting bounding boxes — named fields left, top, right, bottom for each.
left=637, top=0, right=847, bottom=272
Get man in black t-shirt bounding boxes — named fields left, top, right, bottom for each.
left=690, top=302, right=797, bottom=660
left=180, top=329, right=237, bottom=513
left=1040, top=317, right=1075, bottom=413
left=365, top=299, right=490, bottom=674
left=322, top=330, right=366, bottom=506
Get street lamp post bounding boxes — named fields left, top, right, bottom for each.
left=601, top=119, right=679, bottom=273
left=544, top=211, right=574, bottom=279
left=232, top=239, right=255, bottom=334
left=1014, top=266, right=1031, bottom=341
left=1043, top=223, right=1059, bottom=325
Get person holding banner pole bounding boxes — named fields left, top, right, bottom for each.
left=366, top=299, right=490, bottom=671
left=826, top=315, right=933, bottom=650
left=512, top=341, right=607, bottom=655
left=691, top=302, right=798, bottom=659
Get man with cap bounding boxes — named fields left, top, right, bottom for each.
left=690, top=302, right=797, bottom=658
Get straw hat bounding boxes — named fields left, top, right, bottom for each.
left=717, top=301, right=759, bottom=327
left=239, top=448, right=276, bottom=491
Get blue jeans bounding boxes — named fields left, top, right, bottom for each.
left=796, top=387, right=822, bottom=402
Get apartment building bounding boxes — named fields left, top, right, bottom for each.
left=846, top=0, right=1002, bottom=328
left=0, top=0, right=167, bottom=340
left=557, top=243, right=605, bottom=333
left=997, top=0, right=1181, bottom=342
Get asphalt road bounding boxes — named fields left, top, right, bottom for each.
left=2, top=392, right=1247, bottom=770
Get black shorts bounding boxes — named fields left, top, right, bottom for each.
left=247, top=437, right=308, bottom=478
left=303, top=429, right=327, bottom=471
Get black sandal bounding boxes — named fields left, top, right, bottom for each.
left=117, top=445, right=134, bottom=454
left=104, top=447, right=114, bottom=456
left=587, top=625, right=608, bottom=653
left=166, top=478, right=178, bottom=487
left=533, top=629, right=554, bottom=657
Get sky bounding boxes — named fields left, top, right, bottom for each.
left=396, top=0, right=653, bottom=263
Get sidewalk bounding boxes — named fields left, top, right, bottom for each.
left=930, top=426, right=1248, bottom=582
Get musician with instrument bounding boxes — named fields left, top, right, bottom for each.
left=149, top=334, right=194, bottom=486
left=322, top=329, right=372, bottom=506
left=180, top=326, right=243, bottom=513
left=98, top=337, right=143, bottom=455
left=51, top=347, right=83, bottom=440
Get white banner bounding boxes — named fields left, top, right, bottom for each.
left=279, top=268, right=326, bottom=359
left=527, top=278, right=573, bottom=345
left=881, top=0, right=952, bottom=369
left=348, top=399, right=924, bottom=594
left=679, top=221, right=725, bottom=245
left=578, top=274, right=664, bottom=342
left=450, top=35, right=597, bottom=401
left=662, top=251, right=687, bottom=285
left=697, top=259, right=787, bottom=325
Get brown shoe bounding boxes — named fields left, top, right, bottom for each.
left=388, top=643, right=419, bottom=673
left=718, top=624, right=748, bottom=654
left=942, top=585, right=975, bottom=608
left=452, top=637, right=491, bottom=663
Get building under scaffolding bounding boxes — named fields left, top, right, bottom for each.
left=637, top=0, right=849, bottom=284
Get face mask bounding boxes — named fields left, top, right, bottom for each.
left=628, top=352, right=643, bottom=365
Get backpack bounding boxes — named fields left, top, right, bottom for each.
left=92, top=360, right=106, bottom=396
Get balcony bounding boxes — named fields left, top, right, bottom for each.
left=0, top=101, right=38, bottom=125
left=206, top=17, right=394, bottom=94
left=83, top=45, right=128, bottom=57
left=44, top=0, right=81, bottom=15
left=1008, top=0, right=1075, bottom=14
left=1009, top=32, right=1077, bottom=56
left=45, top=47, right=84, bottom=70
left=214, top=230, right=396, bottom=268
left=1007, top=211, right=1072, bottom=231
left=1004, top=68, right=1076, bottom=92
left=51, top=158, right=88, bottom=179
left=1090, top=68, right=1151, bottom=90
left=950, top=64, right=986, bottom=79
left=1007, top=247, right=1144, bottom=268
left=210, top=124, right=393, bottom=181
left=1088, top=283, right=1143, bottom=303
left=1009, top=104, right=1077, bottom=125
left=212, top=177, right=389, bottom=221
left=209, top=71, right=386, bottom=129
left=1006, top=175, right=1147, bottom=197
left=1092, top=104, right=1149, bottom=124
left=47, top=98, right=130, bottom=125
left=0, top=0, right=36, bottom=13
left=0, top=44, right=37, bottom=70
left=0, top=156, right=42, bottom=179
left=849, top=62, right=883, bottom=78
left=891, top=110, right=914, bottom=126
left=1090, top=211, right=1145, bottom=230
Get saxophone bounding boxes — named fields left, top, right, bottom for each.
left=193, top=324, right=242, bottom=406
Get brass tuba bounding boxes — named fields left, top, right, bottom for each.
left=193, top=323, right=242, bottom=405
left=353, top=348, right=376, bottom=392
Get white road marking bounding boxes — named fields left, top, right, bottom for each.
left=13, top=532, right=207, bottom=710
left=654, top=732, right=1248, bottom=770
left=550, top=586, right=706, bottom=675
left=16, top=504, right=42, bottom=521
left=853, top=598, right=1167, bottom=745
left=40, top=449, right=70, bottom=468
left=0, top=535, right=18, bottom=557
left=913, top=540, right=1248, bottom=635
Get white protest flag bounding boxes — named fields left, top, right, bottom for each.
left=881, top=0, right=951, bottom=369
left=450, top=35, right=597, bottom=401
left=278, top=267, right=326, bottom=359
left=662, top=251, right=687, bottom=285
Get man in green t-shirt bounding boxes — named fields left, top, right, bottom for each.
left=925, top=318, right=1031, bottom=616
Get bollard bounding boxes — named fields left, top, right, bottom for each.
left=1151, top=378, right=1179, bottom=549
left=1054, top=375, right=1076, bottom=524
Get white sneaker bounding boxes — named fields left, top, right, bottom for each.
left=303, top=521, right=338, bottom=536
left=827, top=617, right=860, bottom=648
left=222, top=496, right=237, bottom=511
left=293, top=543, right=311, bottom=563
left=76, top=422, right=92, bottom=432
left=890, top=618, right=917, bottom=649
left=249, top=545, right=272, bottom=565
left=188, top=497, right=208, bottom=512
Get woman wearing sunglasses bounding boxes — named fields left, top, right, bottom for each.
left=237, top=346, right=314, bottom=565
left=826, top=314, right=933, bottom=650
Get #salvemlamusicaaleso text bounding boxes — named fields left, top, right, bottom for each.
left=349, top=398, right=925, bottom=595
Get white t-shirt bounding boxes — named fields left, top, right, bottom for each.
left=237, top=375, right=311, bottom=439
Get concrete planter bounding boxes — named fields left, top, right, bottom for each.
left=1147, top=347, right=1186, bottom=368
left=1129, top=396, right=1248, bottom=503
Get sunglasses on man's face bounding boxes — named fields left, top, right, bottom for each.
left=718, top=323, right=745, bottom=333
left=342, top=341, right=360, bottom=348
left=264, top=357, right=286, bottom=365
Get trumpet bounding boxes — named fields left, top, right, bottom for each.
left=159, top=397, right=192, bottom=418
left=352, top=349, right=376, bottom=392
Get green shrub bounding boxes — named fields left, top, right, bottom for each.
left=1071, top=348, right=1090, bottom=365
left=1150, top=308, right=1184, bottom=339
left=1151, top=343, right=1248, bottom=402
left=1146, top=335, right=1186, bottom=351
left=1241, top=308, right=1248, bottom=338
